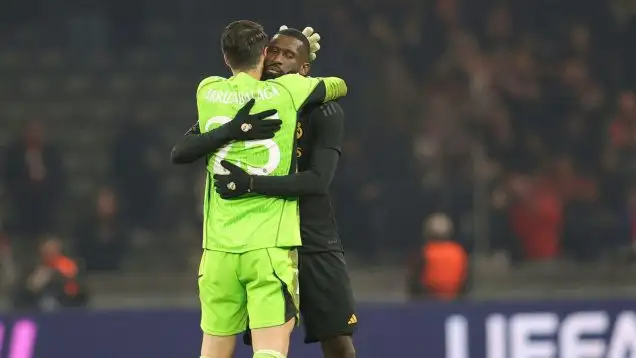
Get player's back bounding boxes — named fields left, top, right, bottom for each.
left=197, top=73, right=334, bottom=253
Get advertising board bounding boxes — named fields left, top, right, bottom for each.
left=1, top=300, right=635, bottom=358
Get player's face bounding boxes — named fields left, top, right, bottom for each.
left=264, top=35, right=310, bottom=79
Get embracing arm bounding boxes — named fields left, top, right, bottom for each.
left=171, top=98, right=280, bottom=164
left=303, top=78, right=348, bottom=106
left=273, top=74, right=347, bottom=112
left=251, top=102, right=345, bottom=196
left=170, top=122, right=232, bottom=164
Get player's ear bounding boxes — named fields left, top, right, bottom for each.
left=299, top=62, right=311, bottom=76
left=223, top=54, right=230, bottom=68
left=258, top=50, right=267, bottom=70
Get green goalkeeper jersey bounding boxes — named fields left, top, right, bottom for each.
left=197, top=72, right=347, bottom=252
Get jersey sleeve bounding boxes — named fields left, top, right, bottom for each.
left=170, top=121, right=232, bottom=164
left=271, top=74, right=347, bottom=111
left=311, top=102, right=344, bottom=154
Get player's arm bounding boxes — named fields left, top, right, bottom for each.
left=170, top=99, right=280, bottom=164
left=213, top=102, right=344, bottom=198
left=272, top=75, right=347, bottom=112
left=170, top=121, right=232, bottom=164
left=251, top=102, right=344, bottom=196
left=304, top=77, right=348, bottom=105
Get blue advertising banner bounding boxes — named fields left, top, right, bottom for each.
left=1, top=300, right=636, bottom=358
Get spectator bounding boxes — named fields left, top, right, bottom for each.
left=75, top=186, right=126, bottom=272
left=4, top=121, right=64, bottom=248
left=13, top=236, right=87, bottom=311
left=508, top=171, right=563, bottom=261
left=406, top=213, right=468, bottom=300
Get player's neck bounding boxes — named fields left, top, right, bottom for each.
left=231, top=67, right=262, bottom=80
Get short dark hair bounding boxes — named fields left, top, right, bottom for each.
left=276, top=28, right=310, bottom=59
left=221, top=20, right=269, bottom=70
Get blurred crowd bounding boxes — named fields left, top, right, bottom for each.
left=2, top=0, right=636, bottom=297
left=322, top=0, right=636, bottom=264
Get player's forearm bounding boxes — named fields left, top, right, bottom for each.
left=251, top=171, right=330, bottom=196
left=321, top=77, right=347, bottom=102
left=251, top=148, right=339, bottom=196
left=170, top=124, right=232, bottom=164
left=303, top=79, right=348, bottom=108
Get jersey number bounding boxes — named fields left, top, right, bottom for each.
left=205, top=115, right=281, bottom=175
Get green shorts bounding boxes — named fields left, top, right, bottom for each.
left=198, top=247, right=299, bottom=336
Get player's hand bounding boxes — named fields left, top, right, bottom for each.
left=228, top=98, right=281, bottom=141
left=302, top=26, right=321, bottom=62
left=280, top=25, right=321, bottom=62
left=213, top=160, right=252, bottom=199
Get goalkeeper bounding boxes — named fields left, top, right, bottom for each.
left=179, top=20, right=347, bottom=358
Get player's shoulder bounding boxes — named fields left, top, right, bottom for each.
left=267, top=74, right=318, bottom=88
left=267, top=73, right=303, bottom=83
left=311, top=101, right=344, bottom=118
left=196, top=75, right=226, bottom=93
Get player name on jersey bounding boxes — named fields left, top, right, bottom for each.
left=202, top=87, right=281, bottom=105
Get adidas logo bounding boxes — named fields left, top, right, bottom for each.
left=348, top=314, right=358, bottom=325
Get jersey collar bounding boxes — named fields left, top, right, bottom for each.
left=232, top=72, right=260, bottom=82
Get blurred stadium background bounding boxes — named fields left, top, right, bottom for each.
left=2, top=0, right=636, bottom=357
